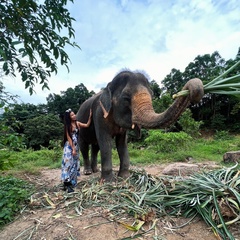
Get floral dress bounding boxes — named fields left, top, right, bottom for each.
left=61, top=127, right=80, bottom=187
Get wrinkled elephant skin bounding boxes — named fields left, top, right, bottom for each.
left=76, top=71, right=204, bottom=181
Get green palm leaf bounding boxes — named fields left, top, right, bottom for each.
left=173, top=60, right=240, bottom=99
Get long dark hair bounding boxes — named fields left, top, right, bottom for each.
left=63, top=109, right=74, bottom=145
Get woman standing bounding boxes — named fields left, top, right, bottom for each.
left=61, top=108, right=92, bottom=193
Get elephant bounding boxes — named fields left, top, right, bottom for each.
left=76, top=70, right=204, bottom=181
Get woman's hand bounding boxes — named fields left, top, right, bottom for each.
left=72, top=147, right=77, bottom=156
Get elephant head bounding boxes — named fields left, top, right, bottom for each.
left=99, top=71, right=203, bottom=133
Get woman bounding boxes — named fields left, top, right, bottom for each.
left=61, top=108, right=92, bottom=193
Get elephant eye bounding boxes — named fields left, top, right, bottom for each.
left=121, top=93, right=131, bottom=105
left=122, top=93, right=130, bottom=99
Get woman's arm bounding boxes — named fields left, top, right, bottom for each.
left=77, top=109, right=92, bottom=128
left=66, top=130, right=76, bottom=155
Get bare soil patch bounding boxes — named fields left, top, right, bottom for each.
left=1, top=163, right=239, bottom=240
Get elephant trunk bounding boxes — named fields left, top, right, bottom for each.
left=131, top=78, right=204, bottom=129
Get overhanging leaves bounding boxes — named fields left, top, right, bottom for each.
left=0, top=0, right=80, bottom=94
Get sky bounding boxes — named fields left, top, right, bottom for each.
left=2, top=0, right=240, bottom=104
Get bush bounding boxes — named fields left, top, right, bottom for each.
left=178, top=109, right=203, bottom=138
left=145, top=130, right=192, bottom=153
left=0, top=176, right=34, bottom=227
left=211, top=113, right=226, bottom=130
left=214, top=130, right=232, bottom=141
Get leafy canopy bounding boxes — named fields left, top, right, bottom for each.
left=47, top=83, right=95, bottom=119
left=24, top=114, right=63, bottom=150
left=0, top=0, right=79, bottom=94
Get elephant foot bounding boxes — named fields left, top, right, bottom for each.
left=101, top=171, right=115, bottom=182
left=84, top=167, right=92, bottom=175
left=118, top=169, right=130, bottom=179
left=92, top=167, right=99, bottom=173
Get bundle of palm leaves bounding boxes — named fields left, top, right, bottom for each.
left=173, top=60, right=240, bottom=99
left=76, top=165, right=240, bottom=239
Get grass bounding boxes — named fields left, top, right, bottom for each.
left=0, top=148, right=62, bottom=175
left=1, top=134, right=240, bottom=174
left=119, top=134, right=240, bottom=166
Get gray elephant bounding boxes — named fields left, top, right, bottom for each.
left=76, top=70, right=204, bottom=181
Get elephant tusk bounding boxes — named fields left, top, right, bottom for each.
left=132, top=123, right=135, bottom=129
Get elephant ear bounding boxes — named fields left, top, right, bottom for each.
left=99, top=85, right=112, bottom=118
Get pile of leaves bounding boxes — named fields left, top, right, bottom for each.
left=30, top=165, right=240, bottom=239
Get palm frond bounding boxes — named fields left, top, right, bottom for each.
left=173, top=60, right=240, bottom=99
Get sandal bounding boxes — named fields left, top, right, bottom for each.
left=67, top=185, right=74, bottom=193
left=64, top=181, right=74, bottom=193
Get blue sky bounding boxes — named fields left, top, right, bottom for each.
left=3, top=0, right=240, bottom=104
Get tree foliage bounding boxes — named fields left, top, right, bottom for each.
left=24, top=114, right=63, bottom=150
left=161, top=68, right=184, bottom=96
left=3, top=103, right=48, bottom=134
left=0, top=81, right=18, bottom=108
left=152, top=93, right=173, bottom=113
left=177, top=109, right=203, bottom=138
left=0, top=0, right=79, bottom=94
left=183, top=51, right=225, bottom=84
left=149, top=80, right=162, bottom=99
left=47, top=83, right=95, bottom=119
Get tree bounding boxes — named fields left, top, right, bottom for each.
left=161, top=68, right=184, bottom=96
left=183, top=51, right=225, bottom=84
left=152, top=93, right=173, bottom=113
left=0, top=81, right=18, bottom=108
left=149, top=80, right=162, bottom=99
left=24, top=114, right=63, bottom=150
left=0, top=0, right=79, bottom=94
left=3, top=103, right=48, bottom=134
left=47, top=83, right=95, bottom=119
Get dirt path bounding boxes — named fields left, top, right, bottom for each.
left=1, top=163, right=239, bottom=240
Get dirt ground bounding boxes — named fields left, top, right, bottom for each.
left=1, top=163, right=240, bottom=240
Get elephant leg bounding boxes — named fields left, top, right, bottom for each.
left=97, top=136, right=114, bottom=181
left=91, top=143, right=99, bottom=173
left=80, top=141, right=92, bottom=175
left=115, top=133, right=130, bottom=179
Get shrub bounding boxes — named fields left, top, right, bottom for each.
left=211, top=113, right=226, bottom=130
left=145, top=130, right=192, bottom=153
left=0, top=176, right=34, bottom=227
left=214, top=130, right=232, bottom=141
left=178, top=109, right=203, bottom=138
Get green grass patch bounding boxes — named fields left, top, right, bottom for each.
left=113, top=134, right=240, bottom=166
left=0, top=176, right=34, bottom=228
left=0, top=148, right=62, bottom=174
left=1, top=134, right=240, bottom=172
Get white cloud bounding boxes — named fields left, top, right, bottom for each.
left=2, top=0, right=240, bottom=104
